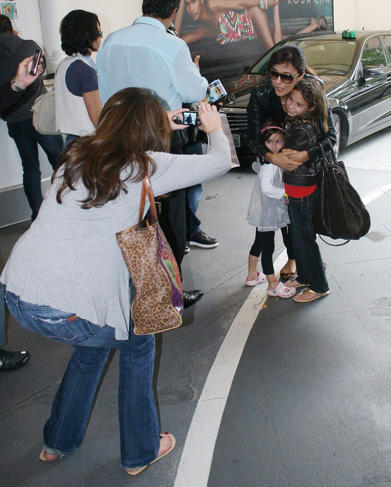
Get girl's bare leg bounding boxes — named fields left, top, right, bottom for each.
left=266, top=274, right=279, bottom=291
left=247, top=6, right=274, bottom=50
left=247, top=254, right=260, bottom=281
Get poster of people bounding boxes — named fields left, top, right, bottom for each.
left=174, top=0, right=334, bottom=87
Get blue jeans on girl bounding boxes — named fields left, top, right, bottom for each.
left=5, top=290, right=160, bottom=469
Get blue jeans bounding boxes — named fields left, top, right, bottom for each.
left=7, top=118, right=64, bottom=220
left=288, top=191, right=329, bottom=293
left=5, top=291, right=159, bottom=469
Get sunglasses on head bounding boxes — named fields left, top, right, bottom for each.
left=268, top=68, right=302, bottom=84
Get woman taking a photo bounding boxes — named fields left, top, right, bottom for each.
left=55, top=10, right=103, bottom=146
left=0, top=89, right=231, bottom=476
left=246, top=45, right=336, bottom=284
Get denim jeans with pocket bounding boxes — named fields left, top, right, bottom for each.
left=288, top=191, right=329, bottom=293
left=5, top=290, right=159, bottom=469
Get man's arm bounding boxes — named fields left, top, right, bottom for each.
left=170, top=43, right=208, bottom=104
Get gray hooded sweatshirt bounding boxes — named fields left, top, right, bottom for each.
left=0, top=33, right=46, bottom=123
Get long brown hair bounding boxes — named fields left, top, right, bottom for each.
left=54, top=88, right=171, bottom=209
left=292, top=78, right=329, bottom=132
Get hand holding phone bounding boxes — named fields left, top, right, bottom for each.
left=29, top=48, right=42, bottom=76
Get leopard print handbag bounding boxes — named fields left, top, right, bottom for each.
left=116, top=176, right=184, bottom=335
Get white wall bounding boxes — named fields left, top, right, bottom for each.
left=355, top=0, right=391, bottom=31
left=39, top=0, right=143, bottom=73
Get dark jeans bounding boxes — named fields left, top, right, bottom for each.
left=250, top=226, right=295, bottom=275
left=5, top=290, right=159, bottom=469
left=288, top=191, right=329, bottom=293
left=7, top=118, right=64, bottom=220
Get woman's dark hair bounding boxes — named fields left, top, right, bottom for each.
left=267, top=45, right=317, bottom=77
left=0, top=14, right=12, bottom=33
left=259, top=118, right=285, bottom=145
left=292, top=78, right=329, bottom=131
left=54, top=88, right=172, bottom=209
left=142, top=0, right=180, bottom=19
left=60, top=10, right=100, bottom=56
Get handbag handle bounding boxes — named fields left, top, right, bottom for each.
left=138, top=176, right=158, bottom=223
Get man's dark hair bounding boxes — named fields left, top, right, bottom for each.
left=60, top=10, right=100, bottom=56
left=142, top=0, right=180, bottom=19
left=0, top=14, right=13, bottom=34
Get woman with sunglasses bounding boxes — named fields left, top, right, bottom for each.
left=55, top=10, right=103, bottom=146
left=247, top=45, right=336, bottom=281
left=247, top=45, right=336, bottom=173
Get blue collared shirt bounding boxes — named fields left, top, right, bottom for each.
left=97, top=17, right=208, bottom=110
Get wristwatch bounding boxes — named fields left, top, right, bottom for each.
left=10, top=78, right=25, bottom=92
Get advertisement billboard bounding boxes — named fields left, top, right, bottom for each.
left=174, top=0, right=334, bottom=85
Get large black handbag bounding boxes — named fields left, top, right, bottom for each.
left=313, top=142, right=370, bottom=241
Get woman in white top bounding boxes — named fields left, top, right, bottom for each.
left=1, top=89, right=231, bottom=475
left=55, top=10, right=102, bottom=145
left=246, top=119, right=296, bottom=298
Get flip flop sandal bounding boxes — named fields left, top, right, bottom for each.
left=126, top=433, right=176, bottom=477
left=245, top=271, right=267, bottom=287
left=267, top=282, right=296, bottom=299
left=285, top=279, right=306, bottom=289
left=293, top=289, right=330, bottom=303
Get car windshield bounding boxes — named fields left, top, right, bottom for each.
left=250, top=39, right=357, bottom=77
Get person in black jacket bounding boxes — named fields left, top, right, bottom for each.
left=281, top=78, right=330, bottom=302
left=247, top=45, right=336, bottom=172
left=0, top=54, right=45, bottom=371
left=0, top=15, right=63, bottom=221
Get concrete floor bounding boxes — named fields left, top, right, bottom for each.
left=1, top=127, right=391, bottom=487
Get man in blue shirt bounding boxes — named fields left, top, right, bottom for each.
left=97, top=0, right=210, bottom=308
left=97, top=1, right=207, bottom=110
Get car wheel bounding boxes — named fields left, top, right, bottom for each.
left=332, top=112, right=341, bottom=158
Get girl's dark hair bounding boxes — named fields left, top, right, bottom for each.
left=259, top=119, right=285, bottom=145
left=267, top=45, right=317, bottom=77
left=60, top=10, right=100, bottom=56
left=54, top=88, right=172, bottom=209
left=292, top=78, right=329, bottom=131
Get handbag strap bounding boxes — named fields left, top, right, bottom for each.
left=138, top=176, right=158, bottom=223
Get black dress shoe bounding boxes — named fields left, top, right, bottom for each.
left=0, top=349, right=30, bottom=371
left=183, top=290, right=204, bottom=309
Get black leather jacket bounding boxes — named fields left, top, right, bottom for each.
left=282, top=117, right=321, bottom=186
left=247, top=77, right=336, bottom=165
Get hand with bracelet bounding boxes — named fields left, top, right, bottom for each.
left=11, top=53, right=44, bottom=92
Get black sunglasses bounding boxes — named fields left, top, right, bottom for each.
left=268, top=68, right=302, bottom=84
